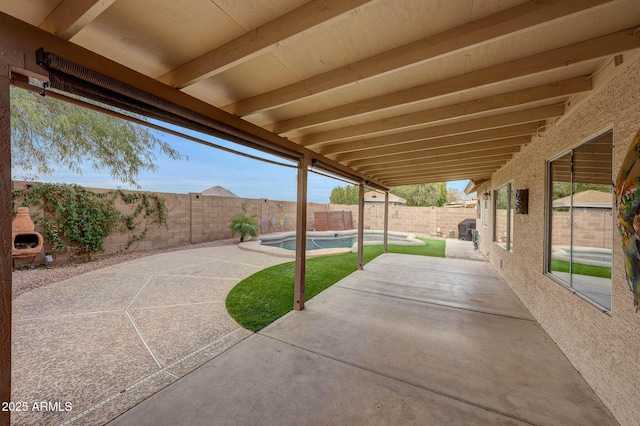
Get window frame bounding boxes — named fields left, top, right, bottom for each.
left=544, top=127, right=614, bottom=313
left=482, top=195, right=489, bottom=228
left=493, top=181, right=514, bottom=253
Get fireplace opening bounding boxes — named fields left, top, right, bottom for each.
left=14, top=233, right=40, bottom=250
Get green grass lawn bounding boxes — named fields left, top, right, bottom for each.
left=551, top=259, right=611, bottom=279
left=226, top=238, right=444, bottom=331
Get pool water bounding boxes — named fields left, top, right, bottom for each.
left=266, top=237, right=357, bottom=251
left=259, top=232, right=420, bottom=251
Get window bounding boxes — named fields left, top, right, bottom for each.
left=546, top=129, right=613, bottom=311
left=482, top=195, right=489, bottom=227
left=493, top=182, right=514, bottom=252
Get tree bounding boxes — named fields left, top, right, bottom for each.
left=390, top=183, right=447, bottom=207
left=330, top=185, right=359, bottom=204
left=10, top=86, right=184, bottom=187
left=447, top=188, right=465, bottom=204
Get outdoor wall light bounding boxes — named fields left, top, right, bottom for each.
left=515, top=189, right=529, bottom=215
left=483, top=191, right=490, bottom=200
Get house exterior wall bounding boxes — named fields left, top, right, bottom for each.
left=475, top=55, right=640, bottom=425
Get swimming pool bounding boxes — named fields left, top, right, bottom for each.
left=258, top=230, right=425, bottom=251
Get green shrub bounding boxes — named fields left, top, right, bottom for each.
left=230, top=212, right=259, bottom=242
left=13, top=183, right=168, bottom=260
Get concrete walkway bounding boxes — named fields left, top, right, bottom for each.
left=110, top=253, right=616, bottom=425
left=445, top=237, right=486, bottom=261
left=11, top=246, right=288, bottom=425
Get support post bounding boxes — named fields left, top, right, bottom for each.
left=0, top=71, right=12, bottom=426
left=294, top=156, right=309, bottom=311
left=358, top=181, right=365, bottom=270
left=384, top=191, right=389, bottom=253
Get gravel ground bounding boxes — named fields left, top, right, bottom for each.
left=12, top=238, right=239, bottom=299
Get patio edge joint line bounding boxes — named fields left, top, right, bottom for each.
left=124, top=274, right=163, bottom=369
left=62, top=328, right=247, bottom=425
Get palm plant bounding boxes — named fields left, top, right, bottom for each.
left=230, top=212, right=259, bottom=242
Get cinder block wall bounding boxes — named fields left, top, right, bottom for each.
left=329, top=204, right=476, bottom=237
left=12, top=181, right=477, bottom=261
left=476, top=55, right=640, bottom=425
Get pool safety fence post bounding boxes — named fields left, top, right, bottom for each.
left=294, top=157, right=309, bottom=311
left=0, top=70, right=12, bottom=426
left=384, top=191, right=389, bottom=253
left=358, top=182, right=365, bottom=270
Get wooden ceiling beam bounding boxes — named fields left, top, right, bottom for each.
left=386, top=173, right=493, bottom=186
left=348, top=144, right=522, bottom=169
left=158, top=0, right=372, bottom=89
left=270, top=27, right=640, bottom=133
left=0, top=12, right=388, bottom=191
left=317, top=105, right=559, bottom=155
left=38, top=0, right=116, bottom=40
left=318, top=105, right=564, bottom=155
left=294, top=77, right=590, bottom=145
left=225, top=0, right=612, bottom=117
left=331, top=127, right=534, bottom=163
left=372, top=168, right=502, bottom=184
left=358, top=154, right=515, bottom=174
left=371, top=160, right=508, bottom=179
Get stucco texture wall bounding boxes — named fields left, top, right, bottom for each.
left=476, top=56, right=640, bottom=425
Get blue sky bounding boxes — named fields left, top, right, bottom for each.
left=14, top=124, right=471, bottom=203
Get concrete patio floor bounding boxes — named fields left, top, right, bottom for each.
left=11, top=246, right=289, bottom=425
left=109, top=249, right=616, bottom=425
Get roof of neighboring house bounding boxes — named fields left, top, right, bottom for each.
left=364, top=190, right=406, bottom=204
left=553, top=190, right=612, bottom=208
left=201, top=186, right=238, bottom=197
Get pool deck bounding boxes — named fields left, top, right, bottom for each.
left=109, top=244, right=615, bottom=425
left=10, top=246, right=290, bottom=425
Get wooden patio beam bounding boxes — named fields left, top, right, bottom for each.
left=380, top=168, right=497, bottom=186
left=383, top=191, right=389, bottom=253
left=371, top=156, right=509, bottom=173
left=294, top=156, right=310, bottom=311
left=312, top=104, right=564, bottom=156
left=0, top=12, right=387, bottom=192
left=371, top=163, right=506, bottom=180
left=387, top=174, right=493, bottom=186
left=270, top=27, right=640, bottom=133
left=357, top=182, right=364, bottom=270
left=381, top=162, right=505, bottom=180
left=335, top=131, right=538, bottom=162
left=358, top=153, right=515, bottom=174
left=362, top=152, right=513, bottom=173
left=349, top=145, right=521, bottom=169
left=0, top=68, right=12, bottom=426
left=348, top=138, right=524, bottom=167
left=39, top=0, right=116, bottom=40
left=226, top=0, right=612, bottom=117
left=294, top=77, right=591, bottom=145
left=159, top=0, right=373, bottom=89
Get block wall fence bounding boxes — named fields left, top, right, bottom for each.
left=11, top=181, right=476, bottom=259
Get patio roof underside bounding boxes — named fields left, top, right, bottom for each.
left=2, top=0, right=640, bottom=188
